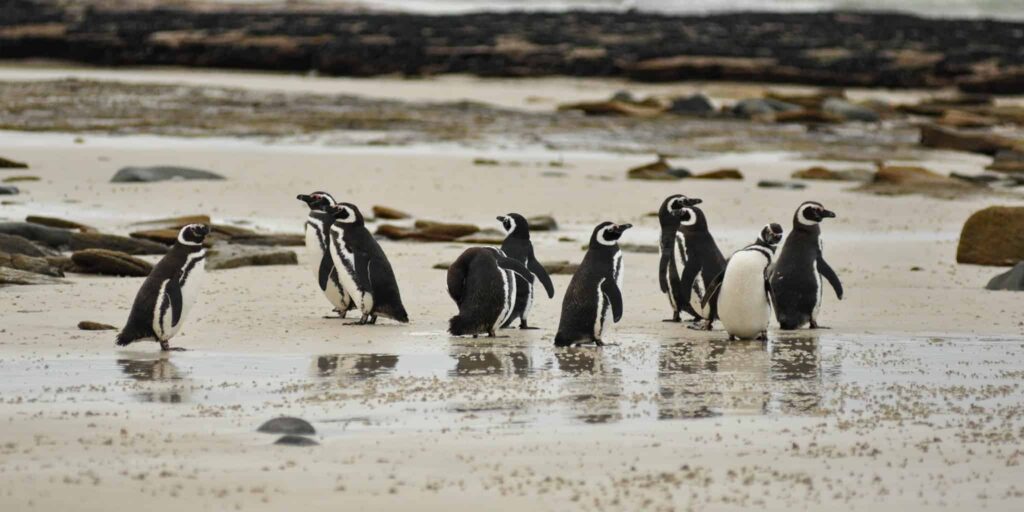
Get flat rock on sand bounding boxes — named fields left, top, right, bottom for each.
left=77, top=320, right=117, bottom=331
left=258, top=417, right=316, bottom=435
left=372, top=205, right=412, bottom=220
left=0, top=185, right=19, bottom=195
left=0, top=156, right=29, bottom=168
left=111, top=166, right=225, bottom=183
left=957, top=206, right=1024, bottom=266
left=207, top=244, right=298, bottom=270
left=919, top=124, right=1019, bottom=155
left=129, top=215, right=212, bottom=228
left=69, top=232, right=168, bottom=255
left=853, top=164, right=982, bottom=199
left=274, top=435, right=319, bottom=447
left=985, top=262, right=1024, bottom=291
left=0, top=222, right=73, bottom=248
left=0, top=251, right=64, bottom=277
left=792, top=166, right=874, bottom=182
left=26, top=215, right=97, bottom=232
left=70, top=249, right=152, bottom=277
left=0, top=267, right=66, bottom=286
left=0, top=233, right=56, bottom=257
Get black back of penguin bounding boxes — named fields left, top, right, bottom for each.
left=554, top=222, right=630, bottom=346
left=447, top=247, right=533, bottom=336
left=676, top=205, right=726, bottom=290
left=769, top=201, right=842, bottom=330
left=498, top=213, right=554, bottom=328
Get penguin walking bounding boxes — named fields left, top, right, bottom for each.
left=769, top=201, right=843, bottom=330
left=657, top=195, right=723, bottom=322
left=554, top=222, right=632, bottom=347
left=497, top=213, right=554, bottom=329
left=701, top=223, right=784, bottom=340
left=324, top=202, right=409, bottom=325
left=116, top=224, right=211, bottom=351
left=297, top=191, right=356, bottom=319
left=447, top=246, right=535, bottom=337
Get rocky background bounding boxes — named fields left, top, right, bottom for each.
left=1, top=0, right=1024, bottom=92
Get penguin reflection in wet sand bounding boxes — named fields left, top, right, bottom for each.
left=497, top=213, right=554, bottom=329
left=116, top=224, right=210, bottom=351
left=447, top=247, right=535, bottom=337
left=297, top=191, right=356, bottom=319
left=657, top=195, right=723, bottom=322
left=324, top=203, right=409, bottom=325
left=701, top=223, right=784, bottom=341
left=769, top=201, right=843, bottom=330
left=554, top=222, right=632, bottom=347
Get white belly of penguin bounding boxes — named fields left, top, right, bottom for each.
left=306, top=223, right=347, bottom=310
left=495, top=268, right=516, bottom=332
left=329, top=228, right=368, bottom=313
left=153, top=252, right=206, bottom=341
left=718, top=251, right=770, bottom=339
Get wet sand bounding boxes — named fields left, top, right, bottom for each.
left=1, top=76, right=1024, bottom=510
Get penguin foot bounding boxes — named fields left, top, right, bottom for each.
left=756, top=332, right=768, bottom=342
left=519, top=325, right=540, bottom=330
left=159, top=341, right=186, bottom=352
left=593, top=340, right=605, bottom=347
left=809, top=320, right=830, bottom=329
left=687, top=320, right=714, bottom=331
left=323, top=314, right=346, bottom=320
left=662, top=318, right=682, bottom=323
left=369, top=315, right=378, bottom=325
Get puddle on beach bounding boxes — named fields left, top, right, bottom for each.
left=1, top=333, right=1021, bottom=435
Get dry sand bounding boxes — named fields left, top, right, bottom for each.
left=1, top=73, right=1023, bottom=511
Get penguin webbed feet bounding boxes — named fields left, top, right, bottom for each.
left=518, top=320, right=540, bottom=330
left=159, top=341, right=186, bottom=352
left=687, top=320, right=714, bottom=331
left=345, top=314, right=377, bottom=326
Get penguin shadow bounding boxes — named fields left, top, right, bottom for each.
left=313, top=354, right=399, bottom=381
left=553, top=348, right=623, bottom=424
left=116, top=355, right=189, bottom=404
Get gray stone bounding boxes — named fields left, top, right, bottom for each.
left=70, top=249, right=152, bottom=277
left=227, top=234, right=305, bottom=247
left=527, top=215, right=558, bottom=231
left=732, top=98, right=801, bottom=118
left=0, top=233, right=56, bottom=257
left=986, top=262, right=1024, bottom=291
left=69, top=232, right=168, bottom=255
left=758, top=180, right=807, bottom=190
left=274, top=435, right=319, bottom=447
left=669, top=93, right=714, bottom=114
left=111, top=166, right=225, bottom=183
left=0, top=267, right=66, bottom=286
left=0, top=223, right=73, bottom=248
left=822, top=97, right=880, bottom=122
left=207, top=244, right=298, bottom=270
left=0, top=185, right=18, bottom=195
left=258, top=416, right=316, bottom=435
left=0, top=252, right=64, bottom=277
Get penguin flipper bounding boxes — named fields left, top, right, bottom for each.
left=677, top=260, right=704, bottom=320
left=658, top=250, right=671, bottom=293
left=446, top=250, right=473, bottom=305
left=166, top=277, right=184, bottom=327
left=495, top=255, right=535, bottom=284
left=527, top=256, right=555, bottom=299
left=318, top=250, right=333, bottom=291
left=818, top=255, right=843, bottom=300
left=701, top=267, right=725, bottom=322
left=600, top=278, right=623, bottom=323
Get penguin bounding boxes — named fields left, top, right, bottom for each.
left=447, top=246, right=535, bottom=337
left=554, top=222, right=632, bottom=347
left=323, top=202, right=409, bottom=325
left=297, top=191, right=356, bottom=319
left=701, top=223, right=784, bottom=341
left=496, top=213, right=554, bottom=329
left=115, top=224, right=210, bottom=351
left=769, top=201, right=843, bottom=330
left=656, top=195, right=722, bottom=322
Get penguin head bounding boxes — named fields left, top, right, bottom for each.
left=591, top=222, right=633, bottom=248
left=659, top=194, right=701, bottom=226
left=677, top=205, right=709, bottom=233
left=496, top=213, right=529, bottom=239
left=759, top=223, right=784, bottom=246
left=177, top=223, right=210, bottom=246
left=324, top=202, right=364, bottom=226
left=795, top=201, right=836, bottom=229
left=296, top=191, right=336, bottom=211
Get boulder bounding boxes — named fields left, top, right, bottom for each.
left=792, top=166, right=874, bottom=182
left=0, top=251, right=64, bottom=277
left=919, top=124, right=1018, bottom=156
left=757, top=180, right=806, bottom=190
left=78, top=321, right=117, bottom=331
left=691, top=168, right=744, bottom=180
left=227, top=234, right=304, bottom=246
left=0, top=222, right=73, bottom=248
left=627, top=156, right=689, bottom=180
left=0, top=156, right=28, bottom=169
left=937, top=110, right=998, bottom=128
left=527, top=215, right=558, bottom=231
left=543, top=261, right=580, bottom=275
left=25, top=215, right=97, bottom=232
left=988, top=150, right=1024, bottom=173
left=258, top=416, right=315, bottom=435
left=455, top=229, right=505, bottom=245
left=0, top=267, right=66, bottom=286
left=2, top=175, right=39, bottom=183
left=129, top=228, right=180, bottom=245
left=206, top=244, right=298, bottom=270
left=822, top=97, right=879, bottom=122
left=111, top=166, right=225, bottom=183
left=372, top=205, right=412, bottom=220
left=0, top=185, right=19, bottom=195
left=129, top=214, right=211, bottom=228
left=985, top=262, right=1024, bottom=291
left=854, top=164, right=979, bottom=199
left=957, top=207, right=1024, bottom=266
left=70, top=249, right=152, bottom=277
left=415, top=220, right=480, bottom=239
left=69, top=232, right=168, bottom=255
left=0, top=233, right=55, bottom=257
left=668, top=93, right=714, bottom=114
left=765, top=91, right=841, bottom=109
left=732, top=98, right=801, bottom=118
left=625, top=55, right=776, bottom=83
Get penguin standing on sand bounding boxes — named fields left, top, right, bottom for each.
left=497, top=213, right=554, bottom=329
left=324, top=202, right=409, bottom=325
left=116, top=224, right=210, bottom=351
left=769, top=201, right=843, bottom=330
left=554, top=222, right=632, bottom=347
left=701, top=223, right=784, bottom=340
left=297, top=191, right=356, bottom=319
left=447, top=247, right=535, bottom=337
left=656, top=195, right=721, bottom=322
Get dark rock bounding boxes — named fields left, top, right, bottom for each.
left=206, top=243, right=298, bottom=270
left=70, top=249, right=152, bottom=277
left=626, top=55, right=775, bottom=83
left=619, top=243, right=659, bottom=254
left=2, top=175, right=38, bottom=183
left=0, top=156, right=28, bottom=169
left=258, top=416, right=315, bottom=435
left=110, top=166, right=225, bottom=183
left=69, top=232, right=168, bottom=255
left=822, top=97, right=879, bottom=122
left=627, top=156, right=682, bottom=181
left=542, top=261, right=579, bottom=275
left=792, top=166, right=874, bottom=182
left=372, top=205, right=412, bottom=220
left=0, top=267, right=66, bottom=286
left=854, top=164, right=978, bottom=198
left=130, top=215, right=212, bottom=228
left=950, top=172, right=1001, bottom=186
left=274, top=435, right=319, bottom=447
left=558, top=99, right=664, bottom=117
left=224, top=234, right=305, bottom=247
left=0, top=185, right=19, bottom=195
left=957, top=207, right=1024, bottom=266
left=919, top=124, right=1019, bottom=156
left=936, top=110, right=998, bottom=128
left=129, top=229, right=180, bottom=245
left=78, top=321, right=117, bottom=331
left=765, top=91, right=841, bottom=109
left=527, top=215, right=558, bottom=231
left=959, top=70, right=1024, bottom=95
left=26, top=215, right=97, bottom=233
left=610, top=90, right=634, bottom=102
left=472, top=158, right=499, bottom=166
left=455, top=229, right=505, bottom=245
left=0, top=251, right=64, bottom=277
left=691, top=168, right=743, bottom=180
left=0, top=233, right=55, bottom=257
left=0, top=222, right=73, bottom=248
left=774, top=109, right=843, bottom=124
left=668, top=93, right=714, bottom=114
left=988, top=150, right=1024, bottom=173
left=732, top=98, right=801, bottom=118
left=758, top=180, right=806, bottom=190
left=985, top=262, right=1024, bottom=291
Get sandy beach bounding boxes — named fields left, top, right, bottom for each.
left=1, top=66, right=1023, bottom=511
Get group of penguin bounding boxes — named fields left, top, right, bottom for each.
left=114, top=190, right=843, bottom=351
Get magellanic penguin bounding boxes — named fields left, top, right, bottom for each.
left=324, top=202, right=409, bottom=325
left=656, top=195, right=722, bottom=322
left=554, top=222, right=632, bottom=347
left=116, top=224, right=210, bottom=351
left=297, top=191, right=356, bottom=319
left=447, top=246, right=535, bottom=337
left=701, top=223, right=784, bottom=341
left=769, top=201, right=843, bottom=330
left=497, top=213, right=554, bottom=329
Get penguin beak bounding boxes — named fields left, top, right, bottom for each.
left=614, top=223, right=633, bottom=234
left=683, top=197, right=702, bottom=206
left=822, top=209, right=836, bottom=219
left=297, top=194, right=312, bottom=204
left=496, top=216, right=505, bottom=222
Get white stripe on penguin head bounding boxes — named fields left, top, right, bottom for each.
left=178, top=224, right=202, bottom=246
left=335, top=205, right=357, bottom=224
left=596, top=225, right=616, bottom=246
left=797, top=202, right=822, bottom=226
left=679, top=207, right=697, bottom=227
left=500, top=215, right=516, bottom=235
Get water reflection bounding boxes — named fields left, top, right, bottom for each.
left=555, top=348, right=623, bottom=424
left=117, top=356, right=188, bottom=403
left=449, top=345, right=532, bottom=378
left=314, top=354, right=399, bottom=379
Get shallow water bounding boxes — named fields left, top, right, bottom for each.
left=2, top=333, right=1021, bottom=436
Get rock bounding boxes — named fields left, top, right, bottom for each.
left=765, top=91, right=841, bottom=109
left=206, top=243, right=298, bottom=270
left=0, top=251, right=64, bottom=277
left=557, top=99, right=664, bottom=117
left=959, top=70, right=1024, bottom=95
left=668, top=93, right=714, bottom=114
left=415, top=220, right=479, bottom=240
left=70, top=249, right=152, bottom=277
left=228, top=234, right=305, bottom=246
left=691, top=168, right=744, bottom=180
left=627, top=156, right=687, bottom=181
left=985, top=262, right=1024, bottom=291
left=542, top=260, right=579, bottom=275
left=210, top=224, right=257, bottom=238
left=274, top=435, right=319, bottom=447
left=855, top=164, right=979, bottom=199
left=129, top=214, right=211, bottom=228
left=732, top=98, right=801, bottom=118
left=472, top=158, right=499, bottom=166
left=610, top=90, right=634, bottom=102
left=0, top=233, right=55, bottom=257
left=527, top=215, right=558, bottom=231
left=0, top=156, right=28, bottom=169
left=111, top=166, right=225, bottom=183
left=937, top=110, right=998, bottom=128
left=919, top=124, right=1019, bottom=156
left=2, top=175, right=39, bottom=183
left=950, top=172, right=1004, bottom=186
left=258, top=416, right=315, bottom=435
left=69, top=232, right=168, bottom=255
left=376, top=224, right=418, bottom=241
left=873, top=165, right=957, bottom=185
left=455, top=229, right=505, bottom=245
left=988, top=150, right=1024, bottom=173
left=129, top=229, right=180, bottom=245
left=625, top=55, right=775, bottom=83
left=957, top=207, right=1024, bottom=266
left=25, top=215, right=97, bottom=233
left=0, top=267, right=66, bottom=286
left=372, top=205, right=411, bottom=220
left=773, top=109, right=843, bottom=124
left=0, top=222, right=73, bottom=248
left=78, top=321, right=117, bottom=330
left=0, top=185, right=19, bottom=195
left=757, top=180, right=806, bottom=190
left=822, top=97, right=880, bottom=122
left=619, top=243, right=659, bottom=254
left=792, top=166, right=874, bottom=182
